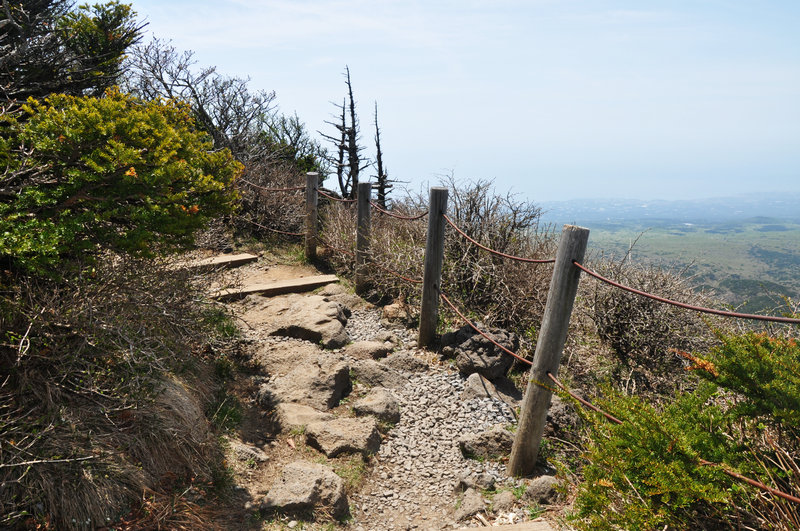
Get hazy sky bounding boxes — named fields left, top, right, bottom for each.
left=129, top=0, right=799, bottom=202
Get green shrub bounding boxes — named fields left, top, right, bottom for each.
left=574, top=329, right=800, bottom=530
left=0, top=89, right=241, bottom=272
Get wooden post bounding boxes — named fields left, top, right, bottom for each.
left=418, top=187, right=449, bottom=348
left=355, top=181, right=372, bottom=295
left=304, top=172, right=319, bottom=261
left=508, top=224, right=589, bottom=477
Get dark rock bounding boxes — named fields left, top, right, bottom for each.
left=448, top=326, right=519, bottom=380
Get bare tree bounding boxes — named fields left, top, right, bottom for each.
left=124, top=38, right=276, bottom=162
left=320, top=98, right=348, bottom=196
left=373, top=101, right=395, bottom=208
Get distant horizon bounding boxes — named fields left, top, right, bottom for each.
left=130, top=0, right=800, bottom=204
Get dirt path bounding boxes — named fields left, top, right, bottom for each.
left=208, top=254, right=561, bottom=530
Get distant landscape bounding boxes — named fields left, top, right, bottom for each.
left=539, top=192, right=800, bottom=314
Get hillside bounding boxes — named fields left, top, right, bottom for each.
left=540, top=194, right=800, bottom=314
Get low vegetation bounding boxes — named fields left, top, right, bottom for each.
left=2, top=1, right=797, bottom=529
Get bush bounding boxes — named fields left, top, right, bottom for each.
left=0, top=89, right=241, bottom=272
left=574, top=328, right=800, bottom=530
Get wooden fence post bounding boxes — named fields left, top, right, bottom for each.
left=508, top=224, right=589, bottom=477
left=305, top=172, right=319, bottom=261
left=355, top=181, right=372, bottom=295
left=418, top=187, right=449, bottom=348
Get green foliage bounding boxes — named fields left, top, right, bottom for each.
left=575, top=328, right=800, bottom=530
left=575, top=383, right=740, bottom=529
left=0, top=89, right=241, bottom=271
left=1, top=1, right=142, bottom=99
left=692, top=331, right=800, bottom=426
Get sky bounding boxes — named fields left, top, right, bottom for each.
left=128, top=0, right=800, bottom=202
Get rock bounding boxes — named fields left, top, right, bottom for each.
left=353, top=387, right=401, bottom=424
left=440, top=324, right=477, bottom=350
left=231, top=441, right=269, bottom=463
left=461, top=373, right=522, bottom=409
left=305, top=417, right=381, bottom=457
left=258, top=358, right=350, bottom=410
left=524, top=475, right=561, bottom=505
left=372, top=330, right=400, bottom=346
left=344, top=340, right=393, bottom=360
left=457, top=426, right=515, bottom=460
left=381, top=300, right=410, bottom=322
left=474, top=472, right=496, bottom=490
left=242, top=294, right=350, bottom=348
left=454, top=488, right=486, bottom=521
left=492, top=490, right=516, bottom=513
left=274, top=403, right=334, bottom=433
left=545, top=395, right=582, bottom=438
left=454, top=327, right=519, bottom=380
left=261, top=461, right=349, bottom=520
left=350, top=359, right=407, bottom=389
left=381, top=351, right=428, bottom=372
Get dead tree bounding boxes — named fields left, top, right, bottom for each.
left=373, top=101, right=395, bottom=208
left=320, top=98, right=348, bottom=196
left=344, top=66, right=367, bottom=199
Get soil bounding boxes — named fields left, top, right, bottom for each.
left=206, top=254, right=561, bottom=530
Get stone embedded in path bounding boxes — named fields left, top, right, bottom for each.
left=353, top=387, right=401, bottom=424
left=240, top=293, right=350, bottom=348
left=461, top=373, right=522, bottom=409
left=454, top=487, right=487, bottom=521
left=381, top=351, right=428, bottom=372
left=344, top=340, right=393, bottom=360
left=305, top=417, right=381, bottom=457
left=231, top=441, right=269, bottom=463
left=258, top=357, right=350, bottom=410
left=350, top=359, right=408, bottom=389
left=274, top=403, right=335, bottom=433
left=261, top=461, right=349, bottom=520
left=457, top=426, right=515, bottom=460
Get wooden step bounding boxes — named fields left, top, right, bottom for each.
left=458, top=520, right=555, bottom=530
left=184, top=253, right=259, bottom=270
left=212, top=274, right=340, bottom=301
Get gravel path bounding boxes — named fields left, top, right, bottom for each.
left=343, top=309, right=528, bottom=530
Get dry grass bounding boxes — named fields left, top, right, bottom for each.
left=0, top=255, right=235, bottom=528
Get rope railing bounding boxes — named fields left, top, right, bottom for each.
left=546, top=372, right=800, bottom=506
left=318, top=189, right=357, bottom=203
left=370, top=201, right=429, bottom=221
left=239, top=179, right=305, bottom=193
left=318, top=235, right=423, bottom=285
left=236, top=215, right=304, bottom=237
left=443, top=214, right=556, bottom=264
left=573, top=261, right=800, bottom=325
left=440, top=291, right=533, bottom=366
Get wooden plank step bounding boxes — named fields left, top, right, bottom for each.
left=458, top=520, right=555, bottom=531
left=185, top=253, right=259, bottom=270
left=212, top=274, right=339, bottom=301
